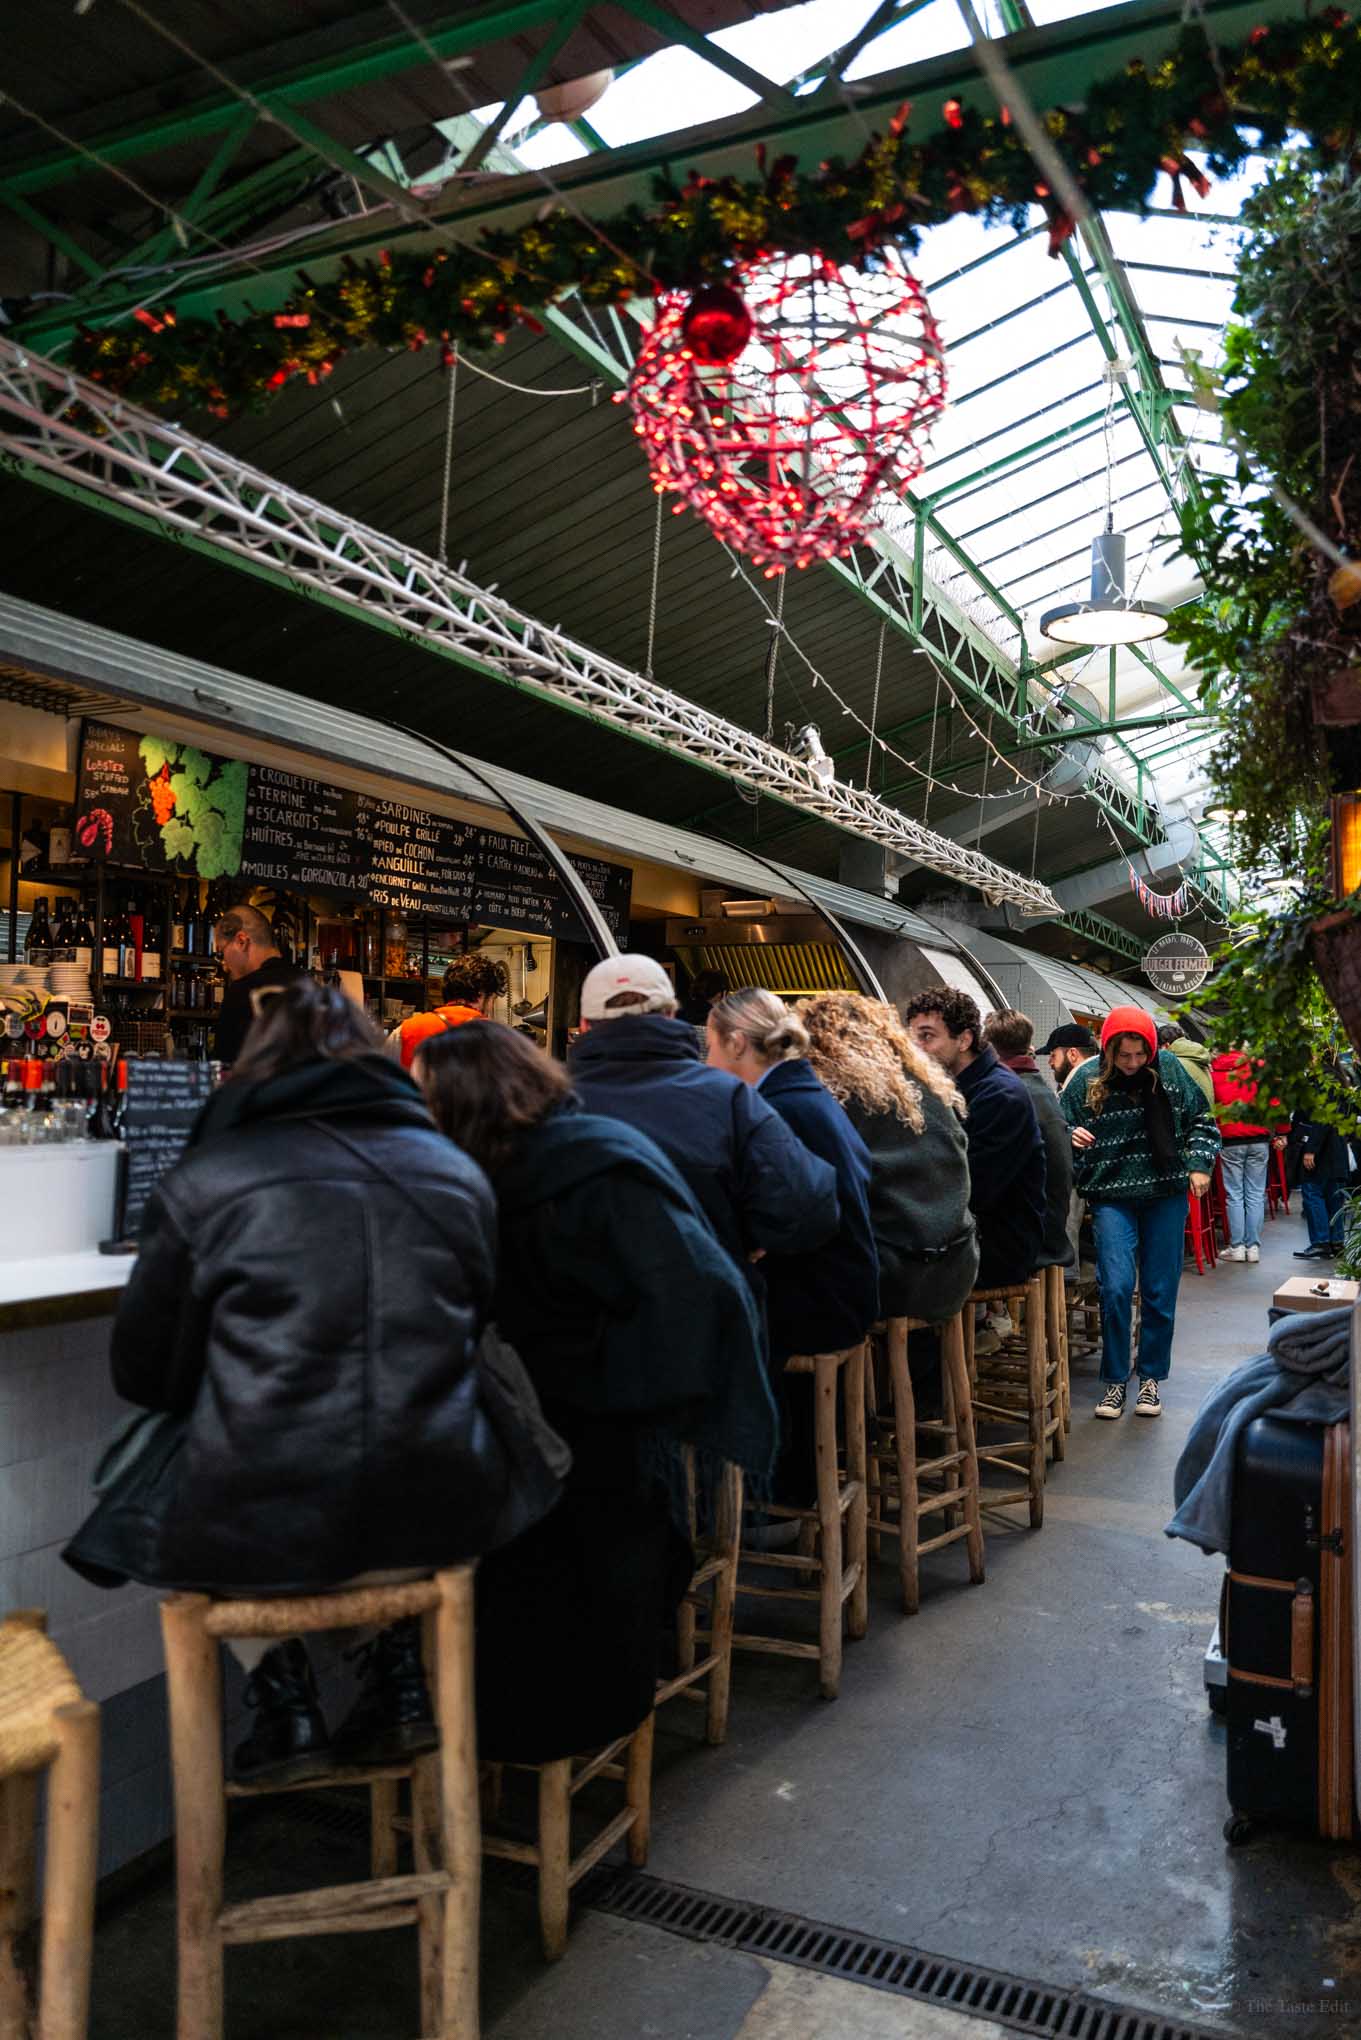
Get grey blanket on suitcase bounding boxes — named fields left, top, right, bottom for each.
left=1166, top=1307, right=1352, bottom=1556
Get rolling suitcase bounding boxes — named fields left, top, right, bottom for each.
left=1223, top=1414, right=1354, bottom=1844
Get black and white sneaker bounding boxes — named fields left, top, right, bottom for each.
left=1094, top=1382, right=1126, bottom=1420
left=1134, top=1377, right=1162, bottom=1419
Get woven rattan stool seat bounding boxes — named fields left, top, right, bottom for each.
left=0, top=1621, right=82, bottom=1777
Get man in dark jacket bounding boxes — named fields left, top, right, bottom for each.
left=983, top=1009, right=1074, bottom=1272
left=906, top=987, right=1046, bottom=1289
left=568, top=955, right=842, bottom=1291
left=1289, top=1107, right=1352, bottom=1258
left=212, top=902, right=305, bottom=1065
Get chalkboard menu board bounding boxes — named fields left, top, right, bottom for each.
left=79, top=720, right=633, bottom=941
left=114, top=1060, right=215, bottom=1244
left=472, top=831, right=631, bottom=941
left=356, top=797, right=480, bottom=917
left=241, top=766, right=361, bottom=893
left=77, top=721, right=249, bottom=879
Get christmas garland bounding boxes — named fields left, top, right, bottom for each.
left=68, top=13, right=1361, bottom=418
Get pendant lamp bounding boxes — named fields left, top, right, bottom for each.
left=1040, top=522, right=1169, bottom=647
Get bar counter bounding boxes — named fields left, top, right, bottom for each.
left=1, top=1144, right=167, bottom=1872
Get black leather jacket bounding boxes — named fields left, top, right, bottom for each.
left=91, top=1055, right=517, bottom=1593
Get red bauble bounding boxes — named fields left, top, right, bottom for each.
left=680, top=282, right=753, bottom=367
left=627, top=249, right=947, bottom=575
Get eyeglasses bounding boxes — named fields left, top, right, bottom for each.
left=248, top=984, right=288, bottom=1019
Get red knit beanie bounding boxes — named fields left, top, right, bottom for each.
left=1100, top=1005, right=1158, bottom=1058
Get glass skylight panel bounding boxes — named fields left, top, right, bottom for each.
left=709, top=0, right=887, bottom=83
left=586, top=47, right=758, bottom=147
left=1127, top=269, right=1236, bottom=328
left=511, top=125, right=590, bottom=170
left=942, top=412, right=1145, bottom=531
left=918, top=380, right=1108, bottom=496
left=842, top=0, right=970, bottom=80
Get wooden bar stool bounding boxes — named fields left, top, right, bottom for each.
left=733, top=1343, right=868, bottom=1700
left=160, top=1570, right=478, bottom=2040
left=964, top=1277, right=1049, bottom=1530
left=479, top=1715, right=655, bottom=1962
left=0, top=1611, right=99, bottom=2040
left=867, top=1314, right=985, bottom=1614
left=1042, top=1264, right=1072, bottom=1442
left=658, top=1452, right=743, bottom=1745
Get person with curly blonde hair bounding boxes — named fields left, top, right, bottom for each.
left=799, top=993, right=978, bottom=1325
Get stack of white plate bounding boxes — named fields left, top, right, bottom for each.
left=49, top=962, right=93, bottom=1005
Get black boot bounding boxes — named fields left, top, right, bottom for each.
left=232, top=1640, right=332, bottom=1786
left=331, top=1619, right=438, bottom=1767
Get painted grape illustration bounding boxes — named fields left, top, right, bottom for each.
left=136, top=735, right=246, bottom=878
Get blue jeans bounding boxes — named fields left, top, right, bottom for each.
left=1091, top=1195, right=1189, bottom=1385
left=1219, top=1142, right=1269, bottom=1248
left=1300, top=1173, right=1346, bottom=1247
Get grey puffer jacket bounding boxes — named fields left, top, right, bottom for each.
left=845, top=1088, right=979, bottom=1324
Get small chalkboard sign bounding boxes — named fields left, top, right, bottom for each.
left=108, top=1061, right=215, bottom=1248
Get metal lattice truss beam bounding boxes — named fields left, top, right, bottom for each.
left=1059, top=908, right=1144, bottom=965
left=0, top=336, right=1057, bottom=915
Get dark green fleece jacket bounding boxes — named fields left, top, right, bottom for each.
left=1059, top=1048, right=1221, bottom=1204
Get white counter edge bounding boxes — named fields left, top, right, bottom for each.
left=0, top=1249, right=137, bottom=1308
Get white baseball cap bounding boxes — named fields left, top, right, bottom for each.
left=579, top=954, right=677, bottom=1021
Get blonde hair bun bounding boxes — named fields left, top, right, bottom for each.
left=710, top=987, right=807, bottom=1064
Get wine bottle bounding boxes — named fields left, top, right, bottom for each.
left=24, top=896, right=53, bottom=964
left=72, top=894, right=96, bottom=975
left=171, top=886, right=186, bottom=954
left=139, top=890, right=161, bottom=982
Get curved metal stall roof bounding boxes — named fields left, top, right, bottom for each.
left=0, top=593, right=1003, bottom=999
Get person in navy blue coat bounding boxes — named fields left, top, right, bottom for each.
left=705, top=987, right=880, bottom=1510
left=905, top=987, right=1047, bottom=1290
left=704, top=987, right=880, bottom=1361
left=568, top=955, right=841, bottom=1321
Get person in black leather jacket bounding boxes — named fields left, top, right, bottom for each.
left=67, top=979, right=558, bottom=1784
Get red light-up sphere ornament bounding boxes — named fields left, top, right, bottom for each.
left=625, top=248, right=947, bottom=576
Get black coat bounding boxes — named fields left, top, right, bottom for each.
left=71, top=1056, right=519, bottom=1594
left=211, top=954, right=306, bottom=1066
left=757, top=1060, right=880, bottom=1359
left=568, top=1015, right=841, bottom=1283
left=1009, top=1060, right=1075, bottom=1270
left=473, top=1105, right=771, bottom=1760
left=1288, top=1112, right=1352, bottom=1185
left=956, top=1045, right=1047, bottom=1288
left=846, top=1089, right=978, bottom=1324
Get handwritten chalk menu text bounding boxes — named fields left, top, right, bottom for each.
left=472, top=830, right=632, bottom=940
left=116, top=1059, right=216, bottom=1243
left=241, top=767, right=360, bottom=892
left=357, top=798, right=480, bottom=917
left=79, top=720, right=633, bottom=940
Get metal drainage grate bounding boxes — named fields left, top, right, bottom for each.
left=581, top=1868, right=1224, bottom=2040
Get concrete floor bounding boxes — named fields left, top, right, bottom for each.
left=86, top=1204, right=1361, bottom=2039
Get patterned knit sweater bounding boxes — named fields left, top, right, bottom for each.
left=1059, top=1049, right=1221, bottom=1204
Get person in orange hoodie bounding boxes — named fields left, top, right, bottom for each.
left=1210, top=1047, right=1285, bottom=1264
left=387, top=952, right=507, bottom=1071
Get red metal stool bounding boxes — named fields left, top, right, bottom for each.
left=1185, top=1188, right=1218, bottom=1275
